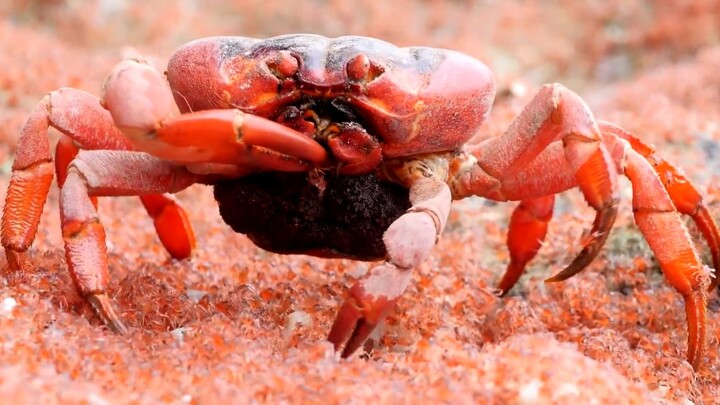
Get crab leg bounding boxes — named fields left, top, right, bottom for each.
left=102, top=59, right=328, bottom=169
left=457, top=99, right=712, bottom=368
left=328, top=177, right=451, bottom=357
left=459, top=83, right=620, bottom=281
left=1, top=89, right=196, bottom=271
left=63, top=128, right=196, bottom=261
left=497, top=195, right=555, bottom=295
left=61, top=150, right=204, bottom=332
left=139, top=194, right=196, bottom=260
left=599, top=121, right=720, bottom=292
left=621, top=146, right=710, bottom=369
left=55, top=124, right=195, bottom=259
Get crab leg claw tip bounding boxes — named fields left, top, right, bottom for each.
left=86, top=293, right=129, bottom=335
left=4, top=250, right=27, bottom=272
left=684, top=289, right=707, bottom=370
left=328, top=263, right=411, bottom=358
left=545, top=201, right=618, bottom=283
left=693, top=206, right=720, bottom=292
left=328, top=291, right=399, bottom=358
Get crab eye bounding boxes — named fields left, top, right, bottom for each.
left=266, top=51, right=299, bottom=80
left=347, top=53, right=384, bottom=83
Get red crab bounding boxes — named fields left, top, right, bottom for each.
left=2, top=35, right=718, bottom=370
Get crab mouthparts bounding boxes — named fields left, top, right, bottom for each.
left=275, top=101, right=383, bottom=175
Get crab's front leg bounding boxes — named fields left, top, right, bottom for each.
left=328, top=174, right=451, bottom=357
left=55, top=134, right=196, bottom=259
left=60, top=150, right=204, bottom=332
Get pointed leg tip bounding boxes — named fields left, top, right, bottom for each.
left=544, top=268, right=575, bottom=283
left=86, top=293, right=129, bottom=335
left=497, top=262, right=526, bottom=296
left=495, top=279, right=513, bottom=296
left=689, top=355, right=702, bottom=372
left=327, top=298, right=363, bottom=354
left=682, top=289, right=707, bottom=372
left=328, top=291, right=398, bottom=359
left=4, top=249, right=30, bottom=273
left=708, top=272, right=719, bottom=293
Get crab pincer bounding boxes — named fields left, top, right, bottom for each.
left=102, top=59, right=327, bottom=171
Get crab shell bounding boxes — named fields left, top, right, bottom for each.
left=165, top=35, right=496, bottom=158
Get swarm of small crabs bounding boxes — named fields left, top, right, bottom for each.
left=2, top=35, right=718, bottom=370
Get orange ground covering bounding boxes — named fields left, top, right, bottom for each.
left=0, top=1, right=719, bottom=403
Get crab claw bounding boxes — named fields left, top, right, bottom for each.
left=102, top=58, right=328, bottom=171
left=101, top=58, right=175, bottom=140
left=327, top=263, right=412, bottom=357
left=327, top=123, right=383, bottom=175
left=152, top=110, right=328, bottom=166
left=329, top=180, right=449, bottom=357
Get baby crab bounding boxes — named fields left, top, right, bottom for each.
left=2, top=35, right=718, bottom=369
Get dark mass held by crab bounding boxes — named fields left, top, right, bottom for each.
left=1, top=34, right=718, bottom=369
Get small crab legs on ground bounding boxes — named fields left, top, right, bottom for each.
left=1, top=35, right=718, bottom=370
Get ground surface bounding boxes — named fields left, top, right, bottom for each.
left=0, top=1, right=719, bottom=404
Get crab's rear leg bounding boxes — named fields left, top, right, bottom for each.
left=489, top=121, right=720, bottom=296
left=498, top=195, right=555, bottom=295
left=454, top=85, right=711, bottom=367
left=617, top=145, right=711, bottom=369
left=499, top=139, right=713, bottom=369
left=328, top=176, right=451, bottom=357
left=600, top=121, right=720, bottom=292
left=458, top=83, right=620, bottom=283
left=1, top=89, right=196, bottom=271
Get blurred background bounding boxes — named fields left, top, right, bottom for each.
left=4, top=0, right=720, bottom=91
